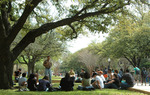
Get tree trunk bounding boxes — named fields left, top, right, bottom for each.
left=0, top=48, right=13, bottom=89
left=27, top=62, right=35, bottom=77
left=32, top=63, right=35, bottom=74
left=28, top=64, right=32, bottom=77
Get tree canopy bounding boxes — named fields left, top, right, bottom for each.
left=0, top=0, right=149, bottom=89
left=95, top=11, right=150, bottom=67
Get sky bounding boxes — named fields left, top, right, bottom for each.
left=67, top=32, right=108, bottom=53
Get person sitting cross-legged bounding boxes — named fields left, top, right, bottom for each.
left=77, top=72, right=94, bottom=90
left=104, top=74, right=120, bottom=89
left=60, top=73, right=74, bottom=91
left=18, top=73, right=27, bottom=91
left=38, top=76, right=50, bottom=91
left=92, top=72, right=104, bottom=89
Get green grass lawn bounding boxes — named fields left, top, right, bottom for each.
left=0, top=82, right=147, bottom=95
left=38, top=76, right=62, bottom=80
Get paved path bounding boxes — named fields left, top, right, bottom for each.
left=133, top=84, right=150, bottom=92
left=129, top=83, right=150, bottom=94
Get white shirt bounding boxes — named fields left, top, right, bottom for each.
left=18, top=77, right=27, bottom=86
left=95, top=76, right=104, bottom=88
left=99, top=75, right=105, bottom=82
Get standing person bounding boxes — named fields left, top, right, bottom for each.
left=120, top=69, right=135, bottom=90
left=147, top=68, right=150, bottom=86
left=60, top=73, right=74, bottom=91
left=14, top=68, right=22, bottom=82
left=68, top=68, right=75, bottom=82
left=134, top=66, right=140, bottom=85
left=141, top=67, right=147, bottom=86
left=43, top=56, right=52, bottom=83
left=27, top=74, right=37, bottom=91
left=92, top=73, right=104, bottom=89
left=38, top=76, right=50, bottom=91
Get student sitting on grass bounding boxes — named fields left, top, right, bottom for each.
left=104, top=74, right=120, bottom=89
left=98, top=71, right=106, bottom=83
left=120, top=69, right=135, bottom=90
left=27, top=74, right=37, bottom=91
left=77, top=72, right=94, bottom=90
left=60, top=73, right=74, bottom=91
left=38, top=76, right=50, bottom=91
left=92, top=72, right=104, bottom=89
left=107, top=69, right=113, bottom=81
left=18, top=73, right=27, bottom=91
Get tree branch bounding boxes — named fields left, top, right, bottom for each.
left=124, top=55, right=134, bottom=67
left=21, top=55, right=28, bottom=64
left=68, top=24, right=77, bottom=39
left=0, top=16, right=6, bottom=41
left=12, top=1, right=131, bottom=61
left=74, top=0, right=98, bottom=17
left=17, top=58, right=26, bottom=64
left=6, top=0, right=42, bottom=46
left=1, top=2, right=11, bottom=35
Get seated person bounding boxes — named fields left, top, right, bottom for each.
left=60, top=73, right=74, bottom=91
left=107, top=69, right=113, bottom=81
left=18, top=73, right=27, bottom=91
left=14, top=68, right=21, bottom=82
left=120, top=69, right=135, bottom=90
left=80, top=68, right=85, bottom=79
left=68, top=68, right=75, bottom=82
left=38, top=76, right=50, bottom=91
left=114, top=70, right=121, bottom=81
left=78, top=72, right=94, bottom=90
left=75, top=75, right=82, bottom=83
left=92, top=73, right=104, bottom=89
left=98, top=71, right=106, bottom=83
left=27, top=74, right=37, bottom=91
left=104, top=74, right=120, bottom=89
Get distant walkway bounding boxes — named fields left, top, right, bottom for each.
left=128, top=83, right=150, bottom=95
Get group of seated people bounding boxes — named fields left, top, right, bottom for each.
left=76, top=68, right=135, bottom=90
left=17, top=68, right=135, bottom=91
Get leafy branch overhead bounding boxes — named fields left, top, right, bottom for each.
left=0, top=0, right=149, bottom=89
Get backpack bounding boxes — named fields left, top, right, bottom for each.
left=136, top=67, right=140, bottom=74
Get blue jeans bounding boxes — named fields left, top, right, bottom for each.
left=45, top=68, right=51, bottom=83
left=77, top=85, right=94, bottom=90
left=120, top=82, right=133, bottom=89
left=104, top=83, right=118, bottom=89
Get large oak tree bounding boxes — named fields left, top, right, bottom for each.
left=0, top=0, right=148, bottom=89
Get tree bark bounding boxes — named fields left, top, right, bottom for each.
left=27, top=62, right=35, bottom=77
left=0, top=48, right=13, bottom=89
